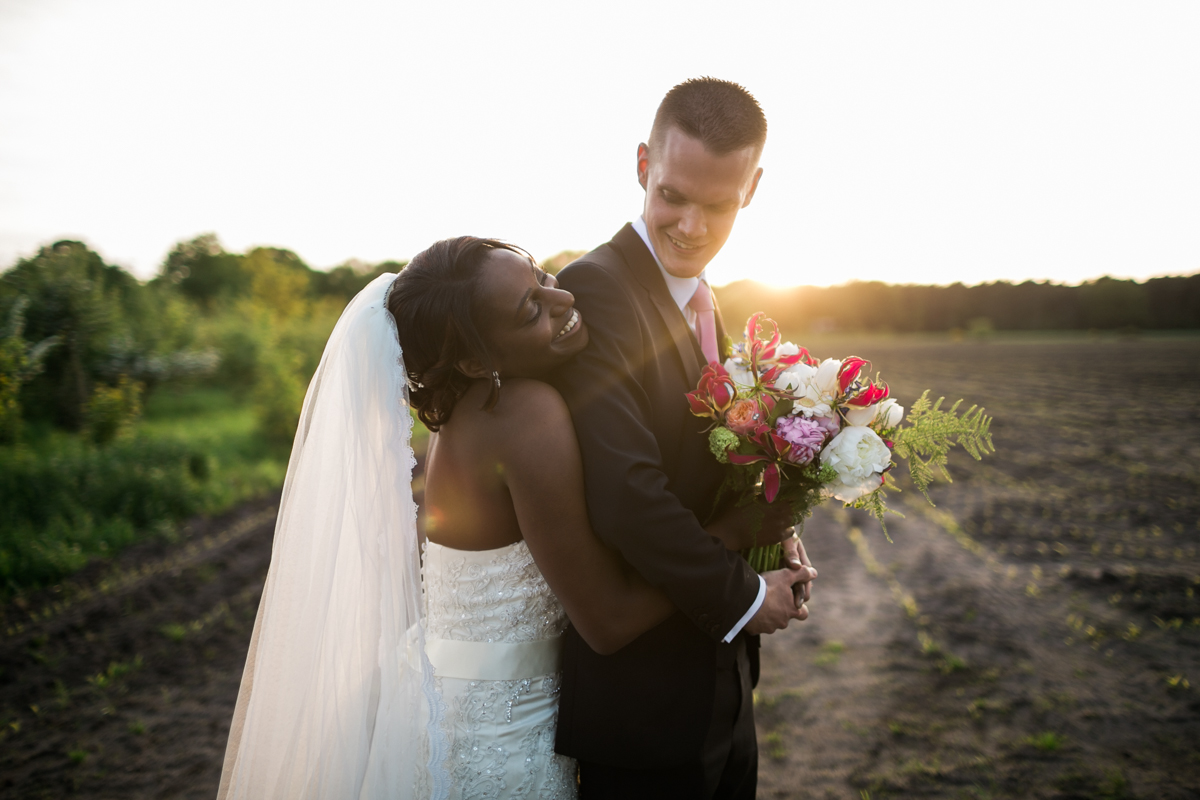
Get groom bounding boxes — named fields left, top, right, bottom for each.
left=551, top=78, right=815, bottom=798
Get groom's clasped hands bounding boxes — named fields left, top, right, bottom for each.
left=707, top=498, right=817, bottom=635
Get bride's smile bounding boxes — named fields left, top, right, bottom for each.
left=477, top=248, right=589, bottom=378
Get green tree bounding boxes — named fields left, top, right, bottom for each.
left=163, top=234, right=251, bottom=310
left=1, top=241, right=214, bottom=430
left=0, top=241, right=130, bottom=428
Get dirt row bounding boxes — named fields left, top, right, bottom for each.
left=0, top=496, right=279, bottom=799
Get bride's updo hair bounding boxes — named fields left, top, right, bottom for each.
left=387, top=236, right=535, bottom=432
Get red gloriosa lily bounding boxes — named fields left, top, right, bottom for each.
left=838, top=357, right=869, bottom=393
left=686, top=362, right=737, bottom=420
left=844, top=381, right=890, bottom=408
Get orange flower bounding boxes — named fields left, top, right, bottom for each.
left=724, top=398, right=762, bottom=435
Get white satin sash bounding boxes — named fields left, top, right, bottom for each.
left=425, top=637, right=562, bottom=681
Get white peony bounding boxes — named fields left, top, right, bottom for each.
left=820, top=426, right=892, bottom=502
left=777, top=358, right=841, bottom=418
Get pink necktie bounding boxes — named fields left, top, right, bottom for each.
left=688, top=280, right=720, bottom=365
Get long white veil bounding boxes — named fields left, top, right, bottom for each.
left=217, top=273, right=449, bottom=799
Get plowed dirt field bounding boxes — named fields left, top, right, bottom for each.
left=2, top=336, right=1198, bottom=799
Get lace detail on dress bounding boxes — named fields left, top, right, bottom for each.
left=423, top=541, right=569, bottom=644
left=423, top=541, right=576, bottom=799
left=439, top=676, right=576, bottom=800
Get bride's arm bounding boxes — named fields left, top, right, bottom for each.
left=491, top=379, right=674, bottom=655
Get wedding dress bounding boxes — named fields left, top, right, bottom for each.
left=423, top=540, right=577, bottom=799
left=217, top=273, right=575, bottom=800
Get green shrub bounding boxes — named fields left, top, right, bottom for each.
left=0, top=436, right=209, bottom=593
left=252, top=346, right=305, bottom=448
left=0, top=298, right=60, bottom=443
left=84, top=375, right=143, bottom=445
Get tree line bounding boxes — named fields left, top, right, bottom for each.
left=2, top=234, right=1197, bottom=445
left=714, top=274, right=1200, bottom=338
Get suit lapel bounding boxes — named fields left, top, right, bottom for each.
left=610, top=225, right=705, bottom=389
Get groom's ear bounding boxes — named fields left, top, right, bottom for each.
left=456, top=357, right=489, bottom=381
left=741, top=167, right=764, bottom=209
left=637, top=143, right=650, bottom=190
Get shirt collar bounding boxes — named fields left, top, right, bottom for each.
left=632, top=215, right=704, bottom=313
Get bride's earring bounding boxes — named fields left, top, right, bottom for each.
left=492, top=370, right=501, bottom=389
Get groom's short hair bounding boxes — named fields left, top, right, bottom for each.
left=648, top=77, right=767, bottom=157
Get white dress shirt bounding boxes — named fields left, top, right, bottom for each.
left=631, top=215, right=767, bottom=642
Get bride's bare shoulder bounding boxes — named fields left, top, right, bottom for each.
left=491, top=378, right=570, bottom=424
left=486, top=379, right=576, bottom=457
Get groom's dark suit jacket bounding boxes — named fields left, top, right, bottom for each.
left=550, top=224, right=762, bottom=769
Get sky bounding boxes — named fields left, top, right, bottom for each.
left=0, top=0, right=1197, bottom=288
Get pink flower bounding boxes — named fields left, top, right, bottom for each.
left=724, top=399, right=763, bottom=435
left=811, top=414, right=840, bottom=440
left=774, top=415, right=827, bottom=465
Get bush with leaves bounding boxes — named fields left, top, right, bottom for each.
left=0, top=241, right=214, bottom=430
left=85, top=375, right=144, bottom=445
left=0, top=435, right=212, bottom=594
left=0, top=298, right=60, bottom=442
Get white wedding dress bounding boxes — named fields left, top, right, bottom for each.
left=422, top=540, right=577, bottom=799
left=218, top=273, right=576, bottom=800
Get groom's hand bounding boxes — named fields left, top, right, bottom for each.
left=744, top=564, right=817, bottom=635
left=783, top=536, right=814, bottom=604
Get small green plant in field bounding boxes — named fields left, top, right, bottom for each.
left=161, top=623, right=188, bottom=642
left=763, top=731, right=786, bottom=760
left=1166, top=674, right=1190, bottom=690
left=967, top=697, right=1011, bottom=720
left=68, top=749, right=87, bottom=765
left=899, top=755, right=943, bottom=777
left=1024, top=731, right=1066, bottom=751
left=939, top=654, right=968, bottom=674
left=128, top=720, right=146, bottom=735
left=86, top=655, right=143, bottom=691
left=814, top=640, right=844, bottom=666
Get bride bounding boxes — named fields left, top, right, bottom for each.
left=216, top=237, right=806, bottom=799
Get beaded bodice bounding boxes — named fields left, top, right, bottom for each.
left=422, top=539, right=568, bottom=644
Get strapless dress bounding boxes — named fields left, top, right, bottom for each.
left=422, top=539, right=577, bottom=800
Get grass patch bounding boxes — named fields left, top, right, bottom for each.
left=0, top=387, right=286, bottom=596
left=1024, top=731, right=1066, bottom=752
left=763, top=731, right=786, bottom=760
left=814, top=640, right=845, bottom=666
left=1, top=386, right=428, bottom=596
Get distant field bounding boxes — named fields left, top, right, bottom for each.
left=0, top=336, right=1197, bottom=798
left=756, top=335, right=1200, bottom=798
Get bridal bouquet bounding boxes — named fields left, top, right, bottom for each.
left=688, top=313, right=994, bottom=572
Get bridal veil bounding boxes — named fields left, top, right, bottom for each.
left=218, top=273, right=449, bottom=799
